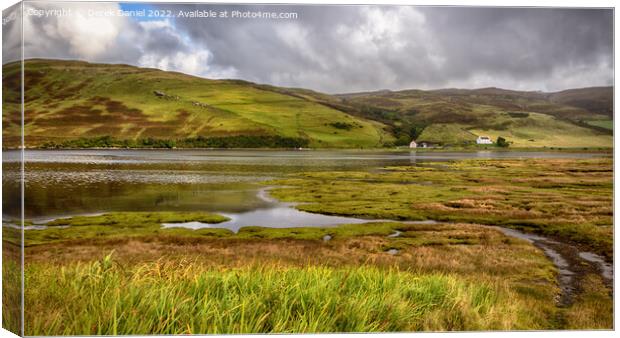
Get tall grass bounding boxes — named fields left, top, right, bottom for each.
left=25, top=253, right=521, bottom=335
left=2, top=257, right=21, bottom=335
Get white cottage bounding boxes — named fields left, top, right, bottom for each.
left=476, top=136, right=493, bottom=145
left=409, top=140, right=417, bottom=148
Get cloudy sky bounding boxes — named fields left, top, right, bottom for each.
left=3, top=2, right=613, bottom=93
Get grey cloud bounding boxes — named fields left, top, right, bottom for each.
left=2, top=3, right=23, bottom=63
left=419, top=7, right=613, bottom=89
left=163, top=4, right=441, bottom=92
left=141, top=25, right=187, bottom=55
left=10, top=2, right=614, bottom=93
left=162, top=4, right=613, bottom=92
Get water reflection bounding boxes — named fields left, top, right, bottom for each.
left=2, top=149, right=603, bottom=220
left=1, top=149, right=602, bottom=165
left=163, top=206, right=372, bottom=233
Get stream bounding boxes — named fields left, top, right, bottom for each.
left=492, top=227, right=613, bottom=305
left=161, top=187, right=613, bottom=306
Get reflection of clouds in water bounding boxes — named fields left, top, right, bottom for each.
left=578, top=252, right=613, bottom=281
left=9, top=170, right=272, bottom=185
left=163, top=206, right=371, bottom=233
left=17, top=150, right=407, bottom=162
left=14, top=149, right=597, bottom=164
left=13, top=150, right=416, bottom=165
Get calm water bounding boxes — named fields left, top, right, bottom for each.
left=2, top=149, right=601, bottom=222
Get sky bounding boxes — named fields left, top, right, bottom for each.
left=2, top=1, right=614, bottom=93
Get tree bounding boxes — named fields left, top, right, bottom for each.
left=409, top=124, right=426, bottom=140
left=395, top=134, right=411, bottom=146
left=496, top=136, right=509, bottom=148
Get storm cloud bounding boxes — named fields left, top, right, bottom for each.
left=7, top=2, right=613, bottom=93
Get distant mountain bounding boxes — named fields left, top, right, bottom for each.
left=335, top=86, right=612, bottom=147
left=1, top=59, right=612, bottom=148
left=547, top=87, right=613, bottom=117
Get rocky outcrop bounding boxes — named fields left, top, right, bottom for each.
left=153, top=90, right=180, bottom=100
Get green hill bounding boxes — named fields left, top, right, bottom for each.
left=337, top=87, right=613, bottom=148
left=1, top=59, right=613, bottom=149
left=2, top=59, right=393, bottom=149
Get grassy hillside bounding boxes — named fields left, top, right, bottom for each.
left=416, top=112, right=611, bottom=148
left=2, top=59, right=393, bottom=148
left=338, top=87, right=613, bottom=148
left=2, top=59, right=612, bottom=149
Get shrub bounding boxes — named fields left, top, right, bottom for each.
left=41, top=135, right=310, bottom=149
left=395, top=135, right=412, bottom=146
left=507, top=112, right=529, bottom=118
left=496, top=137, right=509, bottom=148
left=328, top=122, right=355, bottom=131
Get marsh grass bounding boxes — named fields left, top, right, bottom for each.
left=26, top=253, right=531, bottom=335
left=24, top=212, right=231, bottom=246
left=270, top=158, right=613, bottom=258
left=19, top=158, right=613, bottom=333
left=22, top=219, right=610, bottom=332
left=563, top=274, right=614, bottom=329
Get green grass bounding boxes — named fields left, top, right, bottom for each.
left=47, top=211, right=229, bottom=226
left=414, top=113, right=612, bottom=148
left=585, top=119, right=613, bottom=131
left=23, top=212, right=231, bottom=246
left=25, top=253, right=547, bottom=335
left=468, top=113, right=612, bottom=147
left=416, top=123, right=478, bottom=144
left=3, top=59, right=393, bottom=148
left=2, top=249, right=21, bottom=335
left=564, top=274, right=614, bottom=329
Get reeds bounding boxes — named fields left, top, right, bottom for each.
left=25, top=253, right=518, bottom=335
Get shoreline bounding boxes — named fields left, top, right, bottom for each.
left=2, top=146, right=614, bottom=153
